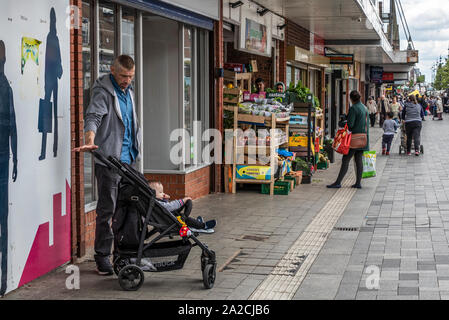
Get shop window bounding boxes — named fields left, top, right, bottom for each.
left=184, top=26, right=194, bottom=167
left=82, top=0, right=96, bottom=206
left=121, top=7, right=135, bottom=59
left=99, top=1, right=115, bottom=77
left=141, top=17, right=210, bottom=173
left=83, top=1, right=138, bottom=207
left=286, top=66, right=292, bottom=87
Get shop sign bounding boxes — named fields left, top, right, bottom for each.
left=382, top=72, right=394, bottom=82
left=325, top=53, right=354, bottom=65
left=287, top=46, right=330, bottom=67
left=240, top=18, right=270, bottom=56
left=310, top=33, right=325, bottom=56
left=407, top=50, right=419, bottom=63
left=267, top=92, right=287, bottom=104
left=370, top=66, right=383, bottom=84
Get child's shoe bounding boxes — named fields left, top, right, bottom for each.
left=386, top=151, right=390, bottom=156
left=382, top=149, right=386, bottom=155
left=205, top=219, right=217, bottom=229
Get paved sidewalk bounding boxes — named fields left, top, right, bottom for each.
left=294, top=116, right=449, bottom=300
left=2, top=126, right=385, bottom=300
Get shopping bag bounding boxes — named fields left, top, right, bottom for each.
left=362, top=151, right=377, bottom=179
left=332, top=125, right=352, bottom=155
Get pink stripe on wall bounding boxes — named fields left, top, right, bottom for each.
left=18, top=181, right=71, bottom=287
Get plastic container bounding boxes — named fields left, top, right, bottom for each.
left=261, top=181, right=290, bottom=195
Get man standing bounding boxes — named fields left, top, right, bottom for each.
left=367, top=96, right=378, bottom=127
left=73, top=55, right=140, bottom=275
left=0, top=40, right=18, bottom=296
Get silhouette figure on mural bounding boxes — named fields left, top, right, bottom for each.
left=38, top=7, right=62, bottom=161
left=0, top=40, right=18, bottom=297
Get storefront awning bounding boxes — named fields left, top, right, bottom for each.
left=116, top=0, right=216, bottom=30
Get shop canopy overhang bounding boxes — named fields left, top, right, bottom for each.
left=114, top=0, right=219, bottom=30
left=250, top=0, right=397, bottom=64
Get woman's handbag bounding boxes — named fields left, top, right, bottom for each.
left=333, top=124, right=352, bottom=155
left=350, top=112, right=368, bottom=149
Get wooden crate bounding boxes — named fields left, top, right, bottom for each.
left=223, top=88, right=241, bottom=105
left=224, top=70, right=252, bottom=92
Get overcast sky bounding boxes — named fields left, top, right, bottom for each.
left=398, top=0, right=449, bottom=83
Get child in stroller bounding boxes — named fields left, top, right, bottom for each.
left=91, top=152, right=217, bottom=291
left=148, top=180, right=217, bottom=233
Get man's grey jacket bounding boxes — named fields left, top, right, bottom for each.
left=84, top=74, right=141, bottom=166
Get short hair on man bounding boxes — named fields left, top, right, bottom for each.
left=350, top=90, right=361, bottom=103
left=255, top=78, right=264, bottom=84
left=113, top=55, right=135, bottom=70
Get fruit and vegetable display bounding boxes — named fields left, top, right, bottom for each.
left=238, top=100, right=293, bottom=119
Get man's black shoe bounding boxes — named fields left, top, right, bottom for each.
left=95, top=255, right=113, bottom=276
left=327, top=183, right=342, bottom=189
left=352, top=184, right=362, bottom=189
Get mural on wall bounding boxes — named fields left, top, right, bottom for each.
left=0, top=0, right=71, bottom=296
left=0, top=40, right=18, bottom=297
left=39, top=7, right=62, bottom=161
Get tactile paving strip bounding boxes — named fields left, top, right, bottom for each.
left=249, top=176, right=357, bottom=300
left=249, top=139, right=383, bottom=300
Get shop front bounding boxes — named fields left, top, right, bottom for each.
left=222, top=0, right=286, bottom=90
left=286, top=45, right=329, bottom=141
left=78, top=0, right=219, bottom=254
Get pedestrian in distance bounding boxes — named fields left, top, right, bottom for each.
left=402, top=95, right=424, bottom=157
left=327, top=90, right=369, bottom=190
left=436, top=96, right=444, bottom=120
left=73, top=55, right=141, bottom=276
left=367, top=96, right=377, bottom=128
left=378, top=95, right=390, bottom=128
left=390, top=96, right=401, bottom=123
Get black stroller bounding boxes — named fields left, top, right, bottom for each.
left=92, top=151, right=217, bottom=291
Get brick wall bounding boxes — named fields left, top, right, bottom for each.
left=70, top=0, right=85, bottom=260
left=278, top=39, right=287, bottom=85
left=225, top=42, right=274, bottom=89
left=286, top=20, right=310, bottom=51
left=145, top=166, right=211, bottom=201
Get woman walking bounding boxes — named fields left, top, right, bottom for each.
left=327, top=91, right=369, bottom=189
left=402, top=95, right=424, bottom=156
left=390, top=96, right=401, bottom=122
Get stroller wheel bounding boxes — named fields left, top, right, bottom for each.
left=203, top=264, right=216, bottom=290
left=118, top=265, right=144, bottom=291
left=421, top=145, right=424, bottom=154
left=113, top=257, right=130, bottom=276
